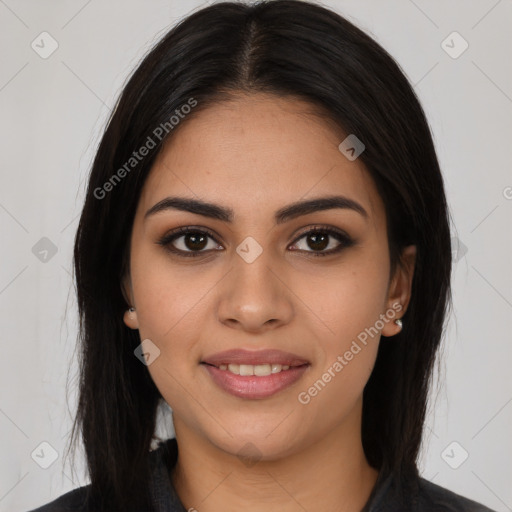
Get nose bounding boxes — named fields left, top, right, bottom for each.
left=215, top=248, right=294, bottom=334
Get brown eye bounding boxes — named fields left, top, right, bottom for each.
left=157, top=227, right=223, bottom=257
left=305, top=232, right=330, bottom=251
left=290, top=227, right=354, bottom=257
left=181, top=232, right=208, bottom=251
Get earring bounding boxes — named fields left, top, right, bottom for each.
left=394, top=318, right=403, bottom=330
left=128, top=307, right=136, bottom=315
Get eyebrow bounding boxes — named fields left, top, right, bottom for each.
left=144, top=195, right=368, bottom=224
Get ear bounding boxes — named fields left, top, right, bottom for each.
left=123, top=308, right=139, bottom=330
left=121, top=274, right=139, bottom=330
left=381, top=245, right=416, bottom=337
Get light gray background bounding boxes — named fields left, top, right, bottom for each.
left=1, top=1, right=511, bottom=511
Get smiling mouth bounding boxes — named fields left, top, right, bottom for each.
left=201, top=362, right=309, bottom=376
left=200, top=348, right=311, bottom=398
left=201, top=361, right=310, bottom=399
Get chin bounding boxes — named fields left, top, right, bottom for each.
left=207, top=427, right=302, bottom=463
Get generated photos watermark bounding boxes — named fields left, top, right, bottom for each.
left=94, top=97, right=198, bottom=200
left=297, top=302, right=403, bottom=405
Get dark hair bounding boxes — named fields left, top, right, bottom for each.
left=69, top=1, right=452, bottom=510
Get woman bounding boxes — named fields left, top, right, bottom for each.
left=30, top=1, right=496, bottom=511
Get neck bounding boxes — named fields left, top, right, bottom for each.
left=170, top=399, right=380, bottom=512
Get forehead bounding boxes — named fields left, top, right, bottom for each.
left=138, top=94, right=384, bottom=224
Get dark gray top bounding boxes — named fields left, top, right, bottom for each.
left=29, top=438, right=496, bottom=512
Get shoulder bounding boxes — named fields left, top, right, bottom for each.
left=27, top=485, right=92, bottom=512
left=370, top=472, right=497, bottom=512
left=27, top=438, right=181, bottom=512
left=414, top=477, right=497, bottom=512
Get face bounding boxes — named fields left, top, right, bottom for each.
left=123, top=93, right=415, bottom=462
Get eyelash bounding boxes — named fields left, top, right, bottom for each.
left=156, top=225, right=354, bottom=258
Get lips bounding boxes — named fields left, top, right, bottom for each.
left=201, top=348, right=310, bottom=367
left=200, top=348, right=310, bottom=399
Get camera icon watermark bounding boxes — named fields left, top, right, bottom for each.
left=134, top=339, right=161, bottom=366
left=31, top=31, right=59, bottom=59
left=31, top=441, right=59, bottom=469
left=32, top=237, right=58, bottom=263
left=441, top=31, right=469, bottom=59
left=451, top=236, right=468, bottom=263
left=441, top=441, right=469, bottom=469
left=236, top=442, right=263, bottom=468
left=338, top=134, right=365, bottom=161
left=236, top=236, right=263, bottom=264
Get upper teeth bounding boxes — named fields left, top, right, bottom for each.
left=219, top=363, right=290, bottom=376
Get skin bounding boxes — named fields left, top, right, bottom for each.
left=123, top=93, right=416, bottom=512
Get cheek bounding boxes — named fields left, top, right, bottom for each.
left=301, top=255, right=389, bottom=391
left=129, top=250, right=209, bottom=359
left=130, top=260, right=208, bottom=409
left=303, top=254, right=390, bottom=345
left=130, top=238, right=206, bottom=323
left=294, top=275, right=386, bottom=431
